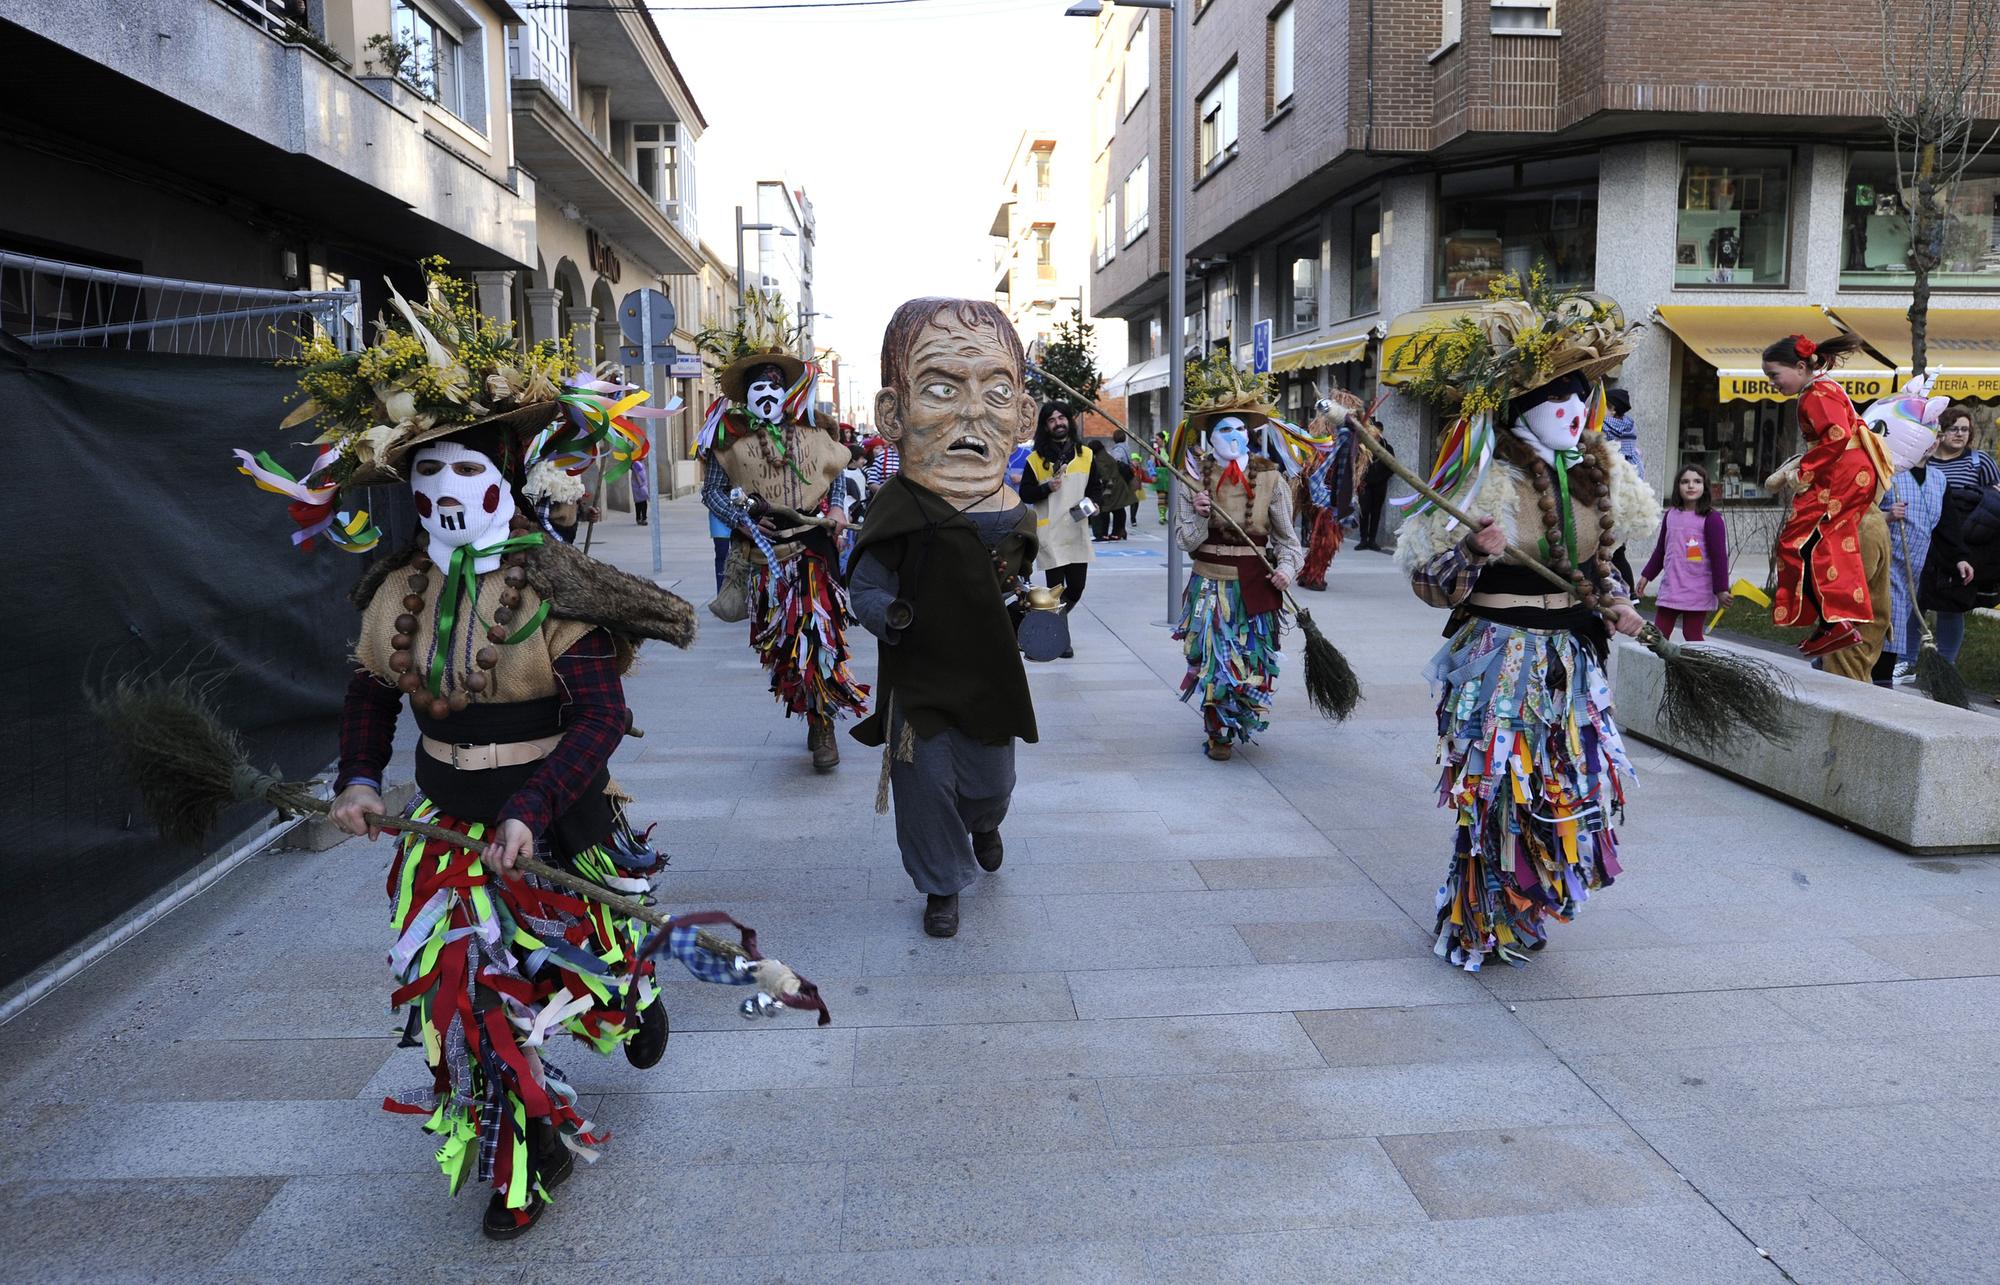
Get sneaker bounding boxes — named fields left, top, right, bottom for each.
left=1892, top=662, right=1918, bottom=686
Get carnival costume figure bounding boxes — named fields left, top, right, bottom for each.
left=696, top=291, right=868, bottom=772
left=240, top=265, right=801, bottom=1239
left=1390, top=273, right=1657, bottom=970
left=1297, top=391, right=1364, bottom=591
left=851, top=298, right=1041, bottom=939
left=1168, top=357, right=1306, bottom=760
left=1760, top=332, right=1893, bottom=658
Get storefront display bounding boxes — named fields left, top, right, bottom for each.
left=1676, top=148, right=1792, bottom=288
left=1433, top=157, right=1597, bottom=300
left=1842, top=151, right=2000, bottom=291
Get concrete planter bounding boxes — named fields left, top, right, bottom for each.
left=1613, top=637, right=2000, bottom=853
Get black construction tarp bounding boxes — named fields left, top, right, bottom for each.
left=1, top=344, right=404, bottom=990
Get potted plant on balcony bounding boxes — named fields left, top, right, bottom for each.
left=358, top=33, right=433, bottom=110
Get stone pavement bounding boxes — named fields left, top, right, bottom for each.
left=4, top=493, right=1998, bottom=1284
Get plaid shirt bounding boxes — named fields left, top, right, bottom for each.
left=335, top=629, right=628, bottom=838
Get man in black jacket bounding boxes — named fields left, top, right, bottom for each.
left=852, top=298, right=1040, bottom=938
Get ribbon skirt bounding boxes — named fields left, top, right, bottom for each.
left=380, top=796, right=662, bottom=1207
left=751, top=551, right=870, bottom=721
left=1174, top=574, right=1282, bottom=744
left=1425, top=619, right=1633, bottom=970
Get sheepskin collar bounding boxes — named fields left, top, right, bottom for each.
left=1396, top=434, right=1660, bottom=575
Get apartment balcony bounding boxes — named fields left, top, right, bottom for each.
left=0, top=0, right=536, bottom=268
left=1432, top=32, right=1561, bottom=146
left=511, top=80, right=700, bottom=276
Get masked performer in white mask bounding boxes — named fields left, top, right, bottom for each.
left=1390, top=273, right=1656, bottom=971
left=696, top=292, right=867, bottom=772
left=1167, top=357, right=1306, bottom=761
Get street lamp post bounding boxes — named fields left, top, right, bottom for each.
left=1065, top=0, right=1184, bottom=623
left=733, top=204, right=796, bottom=321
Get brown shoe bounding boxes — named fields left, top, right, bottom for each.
left=808, top=718, right=839, bottom=772
left=1204, top=739, right=1234, bottom=761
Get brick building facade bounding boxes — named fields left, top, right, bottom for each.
left=1089, top=0, right=2000, bottom=545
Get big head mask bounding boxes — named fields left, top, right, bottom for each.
left=1508, top=373, right=1592, bottom=466
left=411, top=440, right=516, bottom=573
left=745, top=364, right=787, bottom=425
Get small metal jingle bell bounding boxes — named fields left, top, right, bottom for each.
left=728, top=954, right=756, bottom=979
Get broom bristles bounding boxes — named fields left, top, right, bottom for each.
left=1652, top=641, right=1798, bottom=753
left=87, top=671, right=273, bottom=846
left=1914, top=642, right=1972, bottom=709
left=1297, top=609, right=1361, bottom=721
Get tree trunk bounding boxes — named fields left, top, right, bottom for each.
left=1910, top=142, right=1939, bottom=377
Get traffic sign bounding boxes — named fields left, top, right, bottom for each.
left=618, top=288, right=675, bottom=347
left=1252, top=319, right=1273, bottom=374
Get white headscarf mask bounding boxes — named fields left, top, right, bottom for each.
left=1509, top=388, right=1590, bottom=467
left=411, top=441, right=516, bottom=573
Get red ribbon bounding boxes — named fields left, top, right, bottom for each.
left=1792, top=333, right=1817, bottom=358
left=1218, top=459, right=1248, bottom=491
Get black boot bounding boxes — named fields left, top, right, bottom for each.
left=624, top=997, right=669, bottom=1069
left=973, top=829, right=1004, bottom=873
left=481, top=1121, right=570, bottom=1240
left=923, top=893, right=960, bottom=938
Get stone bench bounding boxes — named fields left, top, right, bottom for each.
left=1612, top=638, right=2000, bottom=854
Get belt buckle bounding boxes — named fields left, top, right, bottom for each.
left=451, top=742, right=476, bottom=770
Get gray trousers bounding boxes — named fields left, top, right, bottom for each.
left=890, top=720, right=1016, bottom=896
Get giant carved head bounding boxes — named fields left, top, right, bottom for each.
left=874, top=298, right=1032, bottom=506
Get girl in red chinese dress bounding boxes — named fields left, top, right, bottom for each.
left=1762, top=333, right=1891, bottom=656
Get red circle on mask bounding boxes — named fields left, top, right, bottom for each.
left=414, top=493, right=433, bottom=518
left=482, top=484, right=501, bottom=514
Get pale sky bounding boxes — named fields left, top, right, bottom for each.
left=658, top=0, right=1093, bottom=418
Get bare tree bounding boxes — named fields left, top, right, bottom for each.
left=1876, top=0, right=2000, bottom=374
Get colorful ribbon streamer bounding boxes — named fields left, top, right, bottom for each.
left=233, top=446, right=380, bottom=553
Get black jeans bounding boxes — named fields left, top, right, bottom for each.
left=1109, top=507, right=1127, bottom=539
left=1358, top=491, right=1386, bottom=547
left=1046, top=563, right=1088, bottom=613
left=635, top=500, right=649, bottom=523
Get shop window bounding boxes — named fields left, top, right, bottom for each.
left=1677, top=366, right=1793, bottom=506
left=1276, top=232, right=1320, bottom=336
left=1434, top=160, right=1597, bottom=299
left=1350, top=197, right=1381, bottom=316
left=1676, top=148, right=1791, bottom=287
left=1841, top=150, right=2000, bottom=290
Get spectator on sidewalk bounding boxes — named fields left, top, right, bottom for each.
left=1086, top=432, right=1137, bottom=541
left=864, top=436, right=901, bottom=495
left=630, top=456, right=651, bottom=526
left=1877, top=455, right=1947, bottom=686
left=1603, top=387, right=1644, bottom=479
left=1920, top=480, right=2000, bottom=671
left=1923, top=406, right=1998, bottom=663
left=1108, top=429, right=1142, bottom=528
left=1356, top=437, right=1394, bottom=550
left=1635, top=464, right=1729, bottom=641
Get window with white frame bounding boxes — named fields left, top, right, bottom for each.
left=394, top=1, right=483, bottom=129
left=1198, top=64, right=1239, bottom=176
left=1122, top=157, right=1150, bottom=244
left=1033, top=145, right=1054, bottom=200
left=1122, top=17, right=1150, bottom=118
left=1095, top=77, right=1117, bottom=150
left=1490, top=0, right=1555, bottom=31
left=506, top=3, right=570, bottom=108
left=1268, top=3, right=1294, bottom=113
left=630, top=123, right=679, bottom=206
left=1096, top=197, right=1117, bottom=268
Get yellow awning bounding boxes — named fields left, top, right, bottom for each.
left=1656, top=305, right=1895, bottom=404
left=1378, top=304, right=1482, bottom=386
left=1826, top=306, right=2000, bottom=401
left=1270, top=329, right=1373, bottom=373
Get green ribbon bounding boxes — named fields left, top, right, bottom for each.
left=426, top=532, right=547, bottom=698
left=1539, top=448, right=1582, bottom=564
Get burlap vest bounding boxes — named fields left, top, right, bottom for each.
left=716, top=419, right=847, bottom=517
left=355, top=564, right=594, bottom=704
left=1191, top=459, right=1279, bottom=582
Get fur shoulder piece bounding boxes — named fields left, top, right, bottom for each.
left=1248, top=457, right=1280, bottom=477
left=350, top=542, right=422, bottom=610
left=527, top=539, right=697, bottom=649
left=1603, top=444, right=1661, bottom=555
left=1394, top=463, right=1531, bottom=575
